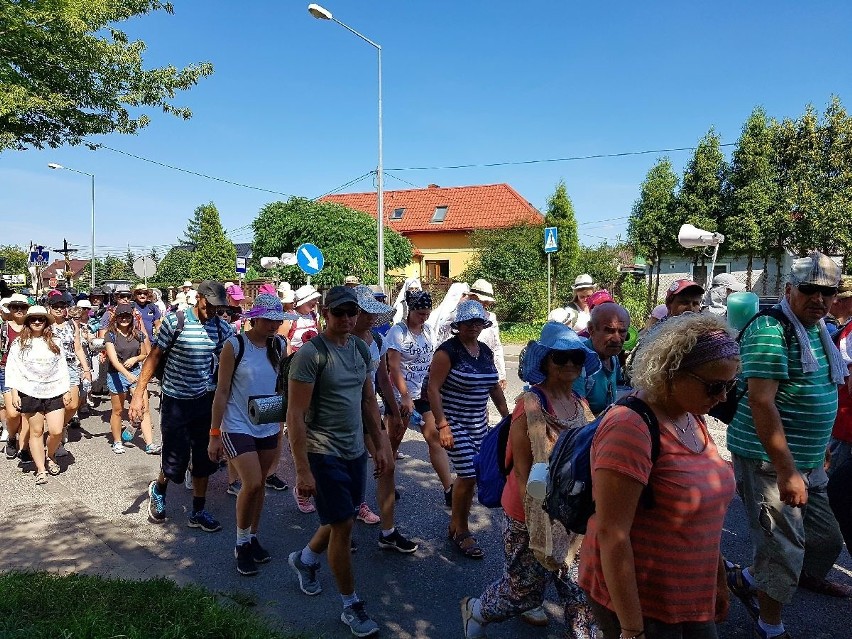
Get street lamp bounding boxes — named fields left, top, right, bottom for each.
left=308, top=3, right=385, bottom=290
left=48, top=163, right=96, bottom=289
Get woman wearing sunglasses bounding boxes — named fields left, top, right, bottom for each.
left=578, top=313, right=738, bottom=639
left=5, top=306, right=71, bottom=485
left=461, top=321, right=600, bottom=638
left=1, top=293, right=31, bottom=460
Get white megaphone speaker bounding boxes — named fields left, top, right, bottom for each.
left=260, top=256, right=281, bottom=269
left=678, top=224, right=725, bottom=249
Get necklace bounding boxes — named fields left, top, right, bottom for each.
left=551, top=393, right=580, bottom=423
left=670, top=413, right=700, bottom=450
left=461, top=340, right=479, bottom=358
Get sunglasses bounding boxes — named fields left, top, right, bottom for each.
left=28, top=317, right=47, bottom=324
left=329, top=306, right=360, bottom=318
left=682, top=370, right=738, bottom=397
left=9, top=304, right=28, bottom=312
left=797, top=284, right=837, bottom=297
left=550, top=350, right=586, bottom=367
left=116, top=294, right=131, bottom=299
left=50, top=304, right=70, bottom=310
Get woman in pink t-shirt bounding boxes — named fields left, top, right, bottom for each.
left=579, top=314, right=738, bottom=639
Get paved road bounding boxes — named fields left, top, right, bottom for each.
left=0, top=344, right=849, bottom=638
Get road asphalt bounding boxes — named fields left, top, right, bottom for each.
left=0, top=343, right=849, bottom=638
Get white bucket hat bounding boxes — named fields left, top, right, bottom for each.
left=468, top=278, right=496, bottom=303
left=295, top=284, right=321, bottom=306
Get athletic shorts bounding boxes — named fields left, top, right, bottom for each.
left=413, top=397, right=431, bottom=415
left=221, top=431, right=279, bottom=459
left=19, top=392, right=65, bottom=415
left=107, top=365, right=140, bottom=395
left=160, top=392, right=219, bottom=483
left=307, top=452, right=367, bottom=526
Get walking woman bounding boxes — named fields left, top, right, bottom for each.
left=104, top=303, right=160, bottom=454
left=1, top=293, right=30, bottom=460
left=280, top=285, right=321, bottom=353
left=209, top=293, right=285, bottom=576
left=461, top=321, right=600, bottom=638
left=5, top=306, right=71, bottom=484
left=48, top=291, right=90, bottom=439
left=428, top=300, right=509, bottom=559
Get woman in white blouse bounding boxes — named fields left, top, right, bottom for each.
left=6, top=306, right=71, bottom=485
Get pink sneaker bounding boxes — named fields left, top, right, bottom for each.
left=293, top=486, right=316, bottom=514
left=356, top=502, right=380, bottom=525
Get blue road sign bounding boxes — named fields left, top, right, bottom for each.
left=544, top=227, right=558, bottom=253
left=296, top=243, right=324, bottom=275
left=29, top=246, right=49, bottom=266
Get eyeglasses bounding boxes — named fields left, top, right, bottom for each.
left=118, top=314, right=133, bottom=321
left=329, top=306, right=360, bottom=318
left=797, top=284, right=838, bottom=297
left=682, top=370, right=738, bottom=397
left=550, top=350, right=587, bottom=367
left=28, top=318, right=46, bottom=324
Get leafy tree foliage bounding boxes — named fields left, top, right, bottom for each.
left=251, top=198, right=412, bottom=288
left=189, top=203, right=236, bottom=282
left=0, top=244, right=28, bottom=275
left=179, top=205, right=204, bottom=248
left=0, top=0, right=213, bottom=151
left=155, top=247, right=193, bottom=286
left=544, top=180, right=580, bottom=301
left=676, top=128, right=727, bottom=246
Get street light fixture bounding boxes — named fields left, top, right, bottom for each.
left=48, top=163, right=96, bottom=289
left=308, top=3, right=385, bottom=290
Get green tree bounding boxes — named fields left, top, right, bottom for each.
left=251, top=197, right=412, bottom=288
left=155, top=247, right=193, bottom=286
left=179, top=205, right=205, bottom=248
left=676, top=128, right=727, bottom=242
left=627, top=158, right=679, bottom=310
left=575, top=242, right=622, bottom=290
left=0, top=244, right=28, bottom=275
left=189, top=203, right=236, bottom=282
left=544, top=180, right=580, bottom=302
left=0, top=0, right=213, bottom=151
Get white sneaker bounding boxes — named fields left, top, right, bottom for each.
left=0, top=428, right=8, bottom=443
left=184, top=468, right=193, bottom=490
left=111, top=442, right=125, bottom=454
left=54, top=444, right=69, bottom=458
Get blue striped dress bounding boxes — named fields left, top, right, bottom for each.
left=437, top=336, right=499, bottom=478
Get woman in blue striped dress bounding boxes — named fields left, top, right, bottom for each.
left=429, top=300, right=509, bottom=559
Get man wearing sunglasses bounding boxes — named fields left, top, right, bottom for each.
left=727, top=251, right=849, bottom=639
left=286, top=286, right=392, bottom=637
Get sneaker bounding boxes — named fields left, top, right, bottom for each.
left=111, top=442, right=125, bottom=454
left=293, top=486, right=316, bottom=513
left=234, top=542, right=258, bottom=576
left=5, top=438, right=18, bottom=460
left=444, top=485, right=453, bottom=509
left=145, top=443, right=162, bottom=455
left=121, top=427, right=134, bottom=443
left=54, top=444, right=69, bottom=458
left=188, top=510, right=222, bottom=532
left=34, top=471, right=48, bottom=486
left=754, top=626, right=792, bottom=639
left=726, top=561, right=759, bottom=622
left=184, top=468, right=193, bottom=490
left=264, top=473, right=288, bottom=491
left=460, top=597, right=486, bottom=639
left=520, top=605, right=548, bottom=627
left=356, top=503, right=380, bottom=525
left=288, top=550, right=322, bottom=596
left=46, top=458, right=60, bottom=476
left=147, top=480, right=166, bottom=523
left=68, top=416, right=81, bottom=429
left=378, top=529, right=418, bottom=554
left=0, top=427, right=7, bottom=443
left=18, top=448, right=32, bottom=463
left=250, top=537, right=271, bottom=564
left=227, top=480, right=242, bottom=496
left=340, top=601, right=379, bottom=637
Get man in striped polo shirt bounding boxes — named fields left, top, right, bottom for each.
left=727, top=252, right=849, bottom=639
left=131, top=280, right=233, bottom=532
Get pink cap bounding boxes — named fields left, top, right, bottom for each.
left=226, top=284, right=245, bottom=301
left=258, top=283, right=277, bottom=296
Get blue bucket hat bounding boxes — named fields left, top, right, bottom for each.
left=243, top=293, right=285, bottom=321
left=520, top=321, right=601, bottom=385
left=451, top=300, right=492, bottom=329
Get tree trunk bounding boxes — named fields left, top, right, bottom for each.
left=746, top=253, right=753, bottom=290
left=653, top=258, right=662, bottom=307
left=761, top=254, right=769, bottom=295
left=775, top=251, right=784, bottom=297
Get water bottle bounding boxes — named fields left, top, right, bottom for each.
left=409, top=409, right=423, bottom=428
left=81, top=378, right=92, bottom=394
left=727, top=292, right=760, bottom=331
left=526, top=462, right=549, bottom=500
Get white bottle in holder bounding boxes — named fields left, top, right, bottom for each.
left=526, top=462, right=549, bottom=500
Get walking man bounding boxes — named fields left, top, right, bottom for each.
left=575, top=303, right=630, bottom=415
left=286, top=286, right=393, bottom=637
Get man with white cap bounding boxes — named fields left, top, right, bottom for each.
left=726, top=252, right=849, bottom=639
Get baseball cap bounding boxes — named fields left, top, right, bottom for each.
left=226, top=284, right=245, bottom=301
left=789, top=251, right=841, bottom=287
left=325, top=286, right=358, bottom=309
left=197, top=281, right=228, bottom=307
left=114, top=303, right=134, bottom=316
left=665, top=279, right=704, bottom=303
left=711, top=273, right=745, bottom=292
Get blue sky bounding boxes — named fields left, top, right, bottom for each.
left=2, top=1, right=850, bottom=263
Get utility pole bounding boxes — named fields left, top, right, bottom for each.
left=54, top=239, right=79, bottom=288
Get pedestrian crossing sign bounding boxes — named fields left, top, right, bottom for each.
left=544, top=227, right=558, bottom=253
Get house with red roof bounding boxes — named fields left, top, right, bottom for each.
left=40, top=259, right=89, bottom=288
left=321, top=183, right=543, bottom=279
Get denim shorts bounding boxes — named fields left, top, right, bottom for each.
left=160, top=392, right=219, bottom=484
left=0, top=365, right=8, bottom=394
left=107, top=365, right=141, bottom=395
left=307, top=452, right=367, bottom=525
left=19, top=392, right=65, bottom=415
left=68, top=362, right=80, bottom=388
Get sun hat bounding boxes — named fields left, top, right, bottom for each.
left=224, top=281, right=236, bottom=289
left=711, top=273, right=745, bottom=292
left=344, top=275, right=360, bottom=286
left=76, top=299, right=92, bottom=309
left=277, top=281, right=291, bottom=293
left=114, top=303, right=134, bottom=316
left=368, top=285, right=387, bottom=300
left=520, top=321, right=601, bottom=384
left=8, top=293, right=30, bottom=307
left=451, top=300, right=493, bottom=329
left=789, top=251, right=841, bottom=287
left=295, top=284, right=321, bottom=306
left=665, top=279, right=704, bottom=303
left=836, top=276, right=852, bottom=300
left=25, top=305, right=54, bottom=325
left=0, top=298, right=9, bottom=313
left=133, top=283, right=150, bottom=292
left=281, top=289, right=295, bottom=304
left=182, top=280, right=193, bottom=288
left=354, top=285, right=394, bottom=326
left=548, top=306, right=578, bottom=327
left=113, top=283, right=132, bottom=295
left=468, top=279, right=496, bottom=303
left=572, top=274, right=595, bottom=291
left=325, top=286, right=358, bottom=309
left=196, top=281, right=227, bottom=307
left=226, top=284, right=245, bottom=301
left=243, top=293, right=285, bottom=321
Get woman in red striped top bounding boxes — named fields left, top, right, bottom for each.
left=579, top=314, right=738, bottom=639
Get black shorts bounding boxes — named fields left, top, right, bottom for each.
left=19, top=392, right=65, bottom=415
left=308, top=452, right=367, bottom=526
left=221, top=431, right=280, bottom=459
left=413, top=397, right=431, bottom=415
left=160, top=392, right=219, bottom=483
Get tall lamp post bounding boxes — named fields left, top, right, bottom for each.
left=48, top=163, right=96, bottom=289
left=308, top=3, right=385, bottom=290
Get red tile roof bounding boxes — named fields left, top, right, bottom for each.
left=40, top=259, right=89, bottom=280
left=321, top=183, right=543, bottom=233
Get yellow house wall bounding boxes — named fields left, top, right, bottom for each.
left=388, top=230, right=475, bottom=279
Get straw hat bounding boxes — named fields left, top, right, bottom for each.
left=468, top=279, right=496, bottom=303
left=25, top=305, right=54, bottom=325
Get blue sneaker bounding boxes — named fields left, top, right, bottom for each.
left=340, top=601, right=379, bottom=637
left=188, top=509, right=222, bottom=532
left=147, top=480, right=166, bottom=523
left=288, top=550, right=322, bottom=596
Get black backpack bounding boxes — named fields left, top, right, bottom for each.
left=707, top=307, right=792, bottom=423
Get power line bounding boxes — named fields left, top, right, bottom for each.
left=385, top=143, right=737, bottom=172
left=384, top=172, right=423, bottom=189
left=313, top=171, right=374, bottom=200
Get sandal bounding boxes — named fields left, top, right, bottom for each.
left=46, top=459, right=60, bottom=476
left=449, top=529, right=484, bottom=559
left=35, top=472, right=48, bottom=485
left=725, top=560, right=759, bottom=621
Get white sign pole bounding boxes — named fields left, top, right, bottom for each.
left=547, top=253, right=552, bottom=314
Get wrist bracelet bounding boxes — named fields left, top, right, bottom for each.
left=209, top=428, right=221, bottom=437
left=620, top=631, right=644, bottom=639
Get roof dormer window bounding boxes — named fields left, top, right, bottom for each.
left=431, top=205, right=448, bottom=223
left=390, top=207, right=405, bottom=220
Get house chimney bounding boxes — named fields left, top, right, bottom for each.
left=427, top=183, right=440, bottom=189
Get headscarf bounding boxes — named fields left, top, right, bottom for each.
left=393, top=277, right=422, bottom=324
left=426, top=282, right=470, bottom=341
left=405, top=290, right=432, bottom=311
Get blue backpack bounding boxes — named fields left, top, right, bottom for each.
left=544, top=395, right=660, bottom=534
left=475, top=386, right=547, bottom=508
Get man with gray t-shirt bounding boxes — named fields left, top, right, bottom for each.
left=286, top=286, right=393, bottom=638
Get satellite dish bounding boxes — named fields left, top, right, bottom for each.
left=133, top=256, right=157, bottom=280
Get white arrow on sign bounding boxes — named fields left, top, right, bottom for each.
left=300, top=247, right=319, bottom=270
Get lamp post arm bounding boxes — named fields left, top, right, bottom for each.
left=330, top=17, right=381, bottom=50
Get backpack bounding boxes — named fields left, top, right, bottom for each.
left=474, top=386, right=548, bottom=508
left=544, top=395, right=661, bottom=535
left=232, top=334, right=286, bottom=384
left=707, top=307, right=792, bottom=423
left=154, top=311, right=186, bottom=380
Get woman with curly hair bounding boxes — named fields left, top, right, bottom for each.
left=578, top=313, right=738, bottom=639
